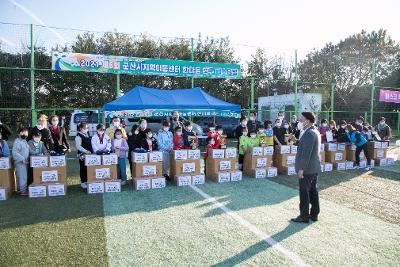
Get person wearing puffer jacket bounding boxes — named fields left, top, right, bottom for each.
left=346, top=124, right=371, bottom=170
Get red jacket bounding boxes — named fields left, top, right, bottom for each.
left=173, top=135, right=184, bottom=150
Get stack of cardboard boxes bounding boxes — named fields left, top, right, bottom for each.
left=0, top=157, right=15, bottom=201
left=324, top=143, right=347, bottom=171
left=243, top=146, right=277, bottom=179
left=170, top=149, right=205, bottom=186
left=132, top=151, right=165, bottom=190
left=368, top=141, right=392, bottom=167
left=273, top=145, right=297, bottom=176
left=206, top=147, right=242, bottom=183
left=85, top=154, right=121, bottom=194
left=28, top=155, right=67, bottom=198
left=320, top=145, right=333, bottom=172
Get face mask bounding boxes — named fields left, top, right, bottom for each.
left=113, top=121, right=120, bottom=127
left=209, top=127, right=215, bottom=132
left=250, top=116, right=255, bottom=121
left=115, top=134, right=122, bottom=139
left=242, top=132, right=248, bottom=136
left=218, top=130, right=223, bottom=135
left=97, top=131, right=104, bottom=135
left=345, top=130, right=349, bottom=133
left=140, top=123, right=147, bottom=129
left=284, top=125, right=289, bottom=129
left=163, top=127, right=169, bottom=131
left=187, top=126, right=193, bottom=131
left=82, top=129, right=89, bottom=134
left=259, top=129, right=264, bottom=133
left=147, top=134, right=153, bottom=138
left=276, top=124, right=281, bottom=127
left=278, top=116, right=284, bottom=120
left=322, top=123, right=327, bottom=127
left=33, top=137, right=41, bottom=143
left=210, top=141, right=215, bottom=145
left=297, top=122, right=304, bottom=130
left=241, top=122, right=247, bottom=126
left=250, top=134, right=257, bottom=138
left=36, top=124, right=44, bottom=130
left=341, top=125, right=346, bottom=129
left=380, top=121, right=385, bottom=125
left=330, top=125, right=334, bottom=129
left=52, top=120, right=58, bottom=126
left=176, top=132, right=182, bottom=136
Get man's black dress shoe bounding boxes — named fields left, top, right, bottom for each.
left=290, top=216, right=309, bottom=223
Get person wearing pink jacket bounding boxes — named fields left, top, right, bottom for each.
left=111, top=129, right=129, bottom=185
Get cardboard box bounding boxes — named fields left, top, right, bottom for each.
left=374, top=158, right=387, bottom=167
left=320, top=152, right=325, bottom=163
left=325, top=151, right=345, bottom=163
left=263, top=146, right=274, bottom=156
left=170, top=159, right=201, bottom=177
left=369, top=148, right=387, bottom=160
left=368, top=141, right=382, bottom=149
left=206, top=158, right=237, bottom=175
left=47, top=183, right=67, bottom=197
left=132, top=152, right=148, bottom=163
left=131, top=162, right=162, bottom=178
left=174, top=175, right=192, bottom=186
left=230, top=171, right=242, bottom=182
left=267, top=167, right=278, bottom=177
left=0, top=169, right=15, bottom=189
left=209, top=149, right=225, bottom=159
left=275, top=145, right=291, bottom=154
left=33, top=166, right=67, bottom=185
left=324, top=163, right=333, bottom=172
left=359, top=160, right=367, bottom=169
left=29, top=184, right=47, bottom=198
left=173, top=150, right=188, bottom=160
left=325, top=143, right=338, bottom=152
left=225, top=147, right=237, bottom=158
left=187, top=149, right=201, bottom=160
left=87, top=165, right=118, bottom=182
left=149, top=151, right=163, bottom=162
left=84, top=154, right=102, bottom=166
left=346, top=150, right=365, bottom=161
left=151, top=177, right=166, bottom=189
left=0, top=157, right=12, bottom=169
left=249, top=147, right=263, bottom=156
left=320, top=145, right=325, bottom=152
left=192, top=174, right=205, bottom=185
left=133, top=178, right=151, bottom=190
left=334, top=162, right=346, bottom=171
left=243, top=154, right=273, bottom=172
left=102, top=154, right=118, bottom=165
left=30, top=155, right=48, bottom=168
left=273, top=154, right=296, bottom=167
left=0, top=187, right=11, bottom=201
left=49, top=155, right=66, bottom=167
left=346, top=144, right=356, bottom=151
left=87, top=182, right=105, bottom=193
left=104, top=180, right=121, bottom=193
left=345, top=161, right=354, bottom=170
left=387, top=158, right=395, bottom=166
left=278, top=166, right=296, bottom=176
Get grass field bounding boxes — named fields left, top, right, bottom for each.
left=1, top=146, right=400, bottom=266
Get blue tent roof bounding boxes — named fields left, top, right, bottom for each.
left=103, top=86, right=241, bottom=112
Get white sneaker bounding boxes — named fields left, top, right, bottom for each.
left=81, top=182, right=87, bottom=189
left=353, top=166, right=359, bottom=170
left=121, top=181, right=127, bottom=186
left=365, top=167, right=371, bottom=171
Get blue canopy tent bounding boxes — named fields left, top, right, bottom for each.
left=103, top=86, right=241, bottom=118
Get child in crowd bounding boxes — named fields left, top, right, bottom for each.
left=0, top=131, right=10, bottom=157
left=248, top=130, right=260, bottom=148
left=263, top=120, right=274, bottom=146
left=207, top=123, right=219, bottom=142
left=238, top=127, right=250, bottom=170
left=319, top=119, right=331, bottom=143
left=112, top=129, right=129, bottom=185
left=141, top=128, right=158, bottom=151
left=28, top=130, right=48, bottom=156
left=91, top=123, right=111, bottom=155
left=12, top=128, right=30, bottom=195
left=257, top=124, right=268, bottom=146
left=157, top=120, right=173, bottom=180
left=173, top=126, right=184, bottom=150
left=204, top=136, right=217, bottom=160
left=215, top=126, right=227, bottom=149
left=183, top=121, right=198, bottom=149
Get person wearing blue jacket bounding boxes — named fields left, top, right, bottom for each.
left=0, top=131, right=10, bottom=157
left=346, top=124, right=371, bottom=170
left=156, top=120, right=173, bottom=180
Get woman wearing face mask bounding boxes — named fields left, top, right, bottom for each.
left=375, top=117, right=392, bottom=140
left=112, top=129, right=129, bottom=185
left=127, top=119, right=147, bottom=177
left=273, top=119, right=286, bottom=146
left=329, top=120, right=338, bottom=142
left=141, top=129, right=158, bottom=152
left=318, top=119, right=331, bottom=144
left=28, top=114, right=54, bottom=151
left=106, top=117, right=127, bottom=140
left=49, top=115, right=70, bottom=154
left=173, top=126, right=185, bottom=150
left=91, top=123, right=111, bottom=155
left=0, top=132, right=10, bottom=158
left=156, top=120, right=173, bottom=180
left=336, top=120, right=349, bottom=142
left=75, top=122, right=93, bottom=189
left=346, top=124, right=371, bottom=170
left=183, top=121, right=198, bottom=149
left=12, top=128, right=30, bottom=195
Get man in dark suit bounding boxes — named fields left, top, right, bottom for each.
left=292, top=112, right=321, bottom=223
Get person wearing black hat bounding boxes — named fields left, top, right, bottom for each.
left=292, top=112, right=321, bottom=223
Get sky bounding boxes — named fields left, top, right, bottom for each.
left=0, top=0, right=399, bottom=62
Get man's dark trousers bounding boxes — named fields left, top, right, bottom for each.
left=299, top=173, right=320, bottom=219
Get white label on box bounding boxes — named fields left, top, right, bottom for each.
left=279, top=145, right=291, bottom=154
left=187, top=150, right=200, bottom=160
left=287, top=167, right=296, bottom=176
left=151, top=177, right=166, bottom=189
left=378, top=159, right=387, bottom=167
left=219, top=160, right=232, bottom=171
left=381, top=142, right=389, bottom=149
left=324, top=163, right=333, bottom=172
left=192, top=174, right=205, bottom=185
left=346, top=161, right=354, bottom=170
left=321, top=164, right=325, bottom=172
left=252, top=147, right=263, bottom=156
left=255, top=168, right=267, bottom=179
left=133, top=153, right=148, bottom=163
left=49, top=155, right=66, bottom=167
left=225, top=147, right=237, bottom=158
left=337, top=143, right=346, bottom=151
left=103, top=154, right=118, bottom=165
left=377, top=150, right=385, bottom=158
left=263, top=146, right=274, bottom=155
left=373, top=142, right=382, bottom=149
left=29, top=185, right=47, bottom=198
left=287, top=156, right=296, bottom=165
left=359, top=160, right=367, bottom=168
left=135, top=179, right=151, bottom=190
left=320, top=145, right=325, bottom=152
left=31, top=156, right=48, bottom=168
left=142, top=165, right=157, bottom=176
left=149, top=151, right=163, bottom=162
left=212, top=149, right=225, bottom=159
left=256, top=158, right=267, bottom=168
left=217, top=172, right=230, bottom=183
left=174, top=150, right=188, bottom=160
left=290, top=146, right=298, bottom=154
left=370, top=159, right=375, bottom=168
left=335, top=153, right=343, bottom=161
left=95, top=168, right=111, bottom=179
left=104, top=181, right=121, bottom=193
left=48, top=184, right=66, bottom=196
left=85, top=155, right=101, bottom=166
left=386, top=158, right=395, bottom=166
left=326, top=143, right=337, bottom=151
left=0, top=188, right=7, bottom=201
left=88, top=182, right=104, bottom=193
left=0, top=158, right=10, bottom=169
left=336, top=162, right=346, bottom=170
left=267, top=167, right=278, bottom=177
left=182, top=162, right=196, bottom=173
left=177, top=175, right=191, bottom=186
left=230, top=171, right=242, bottom=182
left=41, top=170, right=58, bottom=182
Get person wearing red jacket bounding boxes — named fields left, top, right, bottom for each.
left=173, top=126, right=184, bottom=150
left=204, top=136, right=217, bottom=160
